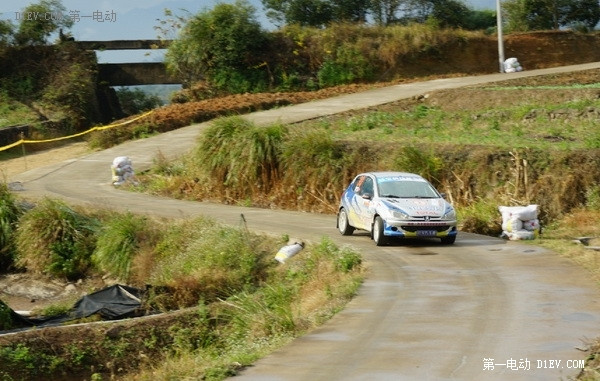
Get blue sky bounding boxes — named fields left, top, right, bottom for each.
left=0, top=0, right=496, bottom=62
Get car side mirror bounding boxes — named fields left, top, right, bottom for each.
left=362, top=193, right=372, bottom=200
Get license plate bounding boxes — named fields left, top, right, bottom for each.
left=416, top=230, right=437, bottom=237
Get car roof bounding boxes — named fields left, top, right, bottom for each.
left=362, top=171, right=424, bottom=180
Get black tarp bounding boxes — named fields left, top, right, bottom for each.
left=70, top=284, right=143, bottom=320
left=0, top=284, right=145, bottom=333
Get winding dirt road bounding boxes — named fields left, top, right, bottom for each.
left=9, top=62, right=600, bottom=380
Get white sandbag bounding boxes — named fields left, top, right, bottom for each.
left=523, top=219, right=540, bottom=231
left=502, top=217, right=523, bottom=233
left=503, top=57, right=523, bottom=73
left=112, top=156, right=131, bottom=168
left=499, top=206, right=524, bottom=221
left=274, top=242, right=305, bottom=263
left=499, top=205, right=538, bottom=222
left=515, top=205, right=538, bottom=221
left=507, top=230, right=536, bottom=241
left=111, top=156, right=136, bottom=186
left=499, top=205, right=540, bottom=240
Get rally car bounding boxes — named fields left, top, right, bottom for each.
left=337, top=172, right=458, bottom=246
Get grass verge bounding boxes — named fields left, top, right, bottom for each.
left=0, top=203, right=363, bottom=381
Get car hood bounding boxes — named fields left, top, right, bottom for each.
left=379, top=197, right=448, bottom=217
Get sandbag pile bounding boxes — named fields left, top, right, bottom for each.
left=111, top=156, right=135, bottom=186
left=504, top=57, right=523, bottom=73
left=499, top=204, right=540, bottom=240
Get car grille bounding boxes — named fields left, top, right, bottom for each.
left=410, top=216, right=443, bottom=221
left=401, top=225, right=451, bottom=233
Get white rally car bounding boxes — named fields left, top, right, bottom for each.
left=337, top=172, right=458, bottom=246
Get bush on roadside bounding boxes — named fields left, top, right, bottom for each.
left=92, top=212, right=161, bottom=282
left=457, top=199, right=503, bottom=236
left=15, top=198, right=99, bottom=279
left=195, top=116, right=286, bottom=197
left=149, top=216, right=276, bottom=308
left=0, top=183, right=23, bottom=272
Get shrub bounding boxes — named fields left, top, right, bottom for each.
left=458, top=199, right=503, bottom=236
left=150, top=217, right=275, bottom=307
left=115, top=87, right=163, bottom=116
left=280, top=128, right=346, bottom=191
left=0, top=183, right=23, bottom=271
left=15, top=198, right=99, bottom=279
left=196, top=116, right=286, bottom=196
left=92, top=212, right=159, bottom=281
left=317, top=45, right=373, bottom=87
left=0, top=300, right=15, bottom=331
left=40, top=54, right=98, bottom=131
left=393, top=146, right=443, bottom=186
left=586, top=185, right=600, bottom=211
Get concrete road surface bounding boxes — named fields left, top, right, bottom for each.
left=9, top=62, right=600, bottom=380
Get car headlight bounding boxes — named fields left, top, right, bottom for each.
left=442, top=208, right=456, bottom=220
left=392, top=211, right=410, bottom=219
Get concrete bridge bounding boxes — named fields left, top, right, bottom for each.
left=74, top=40, right=181, bottom=86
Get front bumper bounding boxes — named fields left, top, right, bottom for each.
left=382, top=218, right=458, bottom=238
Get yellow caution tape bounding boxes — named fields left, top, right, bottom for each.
left=0, top=110, right=154, bottom=152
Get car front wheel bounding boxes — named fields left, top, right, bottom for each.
left=372, top=216, right=389, bottom=246
left=337, top=208, right=355, bottom=236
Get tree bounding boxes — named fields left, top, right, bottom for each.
left=262, top=0, right=493, bottom=29
left=262, top=0, right=334, bottom=27
left=398, top=0, right=476, bottom=28
left=563, top=0, right=600, bottom=29
left=503, top=0, right=531, bottom=31
left=286, top=0, right=334, bottom=26
left=523, top=0, right=562, bottom=29
left=370, top=0, right=403, bottom=25
left=262, top=0, right=371, bottom=26
left=330, top=0, right=370, bottom=22
left=14, top=0, right=73, bottom=46
left=429, top=0, right=473, bottom=28
left=115, top=87, right=163, bottom=116
left=503, top=0, right=600, bottom=31
left=0, top=20, right=14, bottom=46
left=463, top=9, right=497, bottom=31
left=165, top=0, right=270, bottom=92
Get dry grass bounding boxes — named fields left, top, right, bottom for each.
left=535, top=210, right=600, bottom=284
left=579, top=337, right=600, bottom=380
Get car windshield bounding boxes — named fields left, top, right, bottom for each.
left=377, top=179, right=439, bottom=198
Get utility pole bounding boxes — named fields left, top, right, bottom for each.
left=496, top=0, right=504, bottom=73
left=496, top=0, right=505, bottom=73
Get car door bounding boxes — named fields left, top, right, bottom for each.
left=347, top=175, right=375, bottom=231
